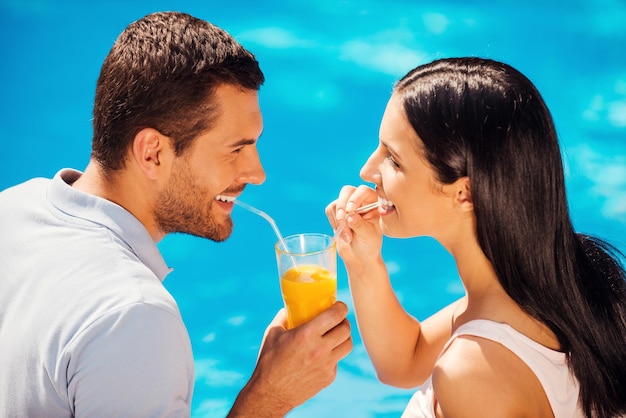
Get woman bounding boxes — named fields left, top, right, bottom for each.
left=327, top=58, right=626, bottom=417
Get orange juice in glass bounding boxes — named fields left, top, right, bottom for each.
left=275, top=233, right=337, bottom=329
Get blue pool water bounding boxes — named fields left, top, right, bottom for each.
left=1, top=1, right=625, bottom=416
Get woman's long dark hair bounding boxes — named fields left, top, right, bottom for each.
left=395, top=57, right=626, bottom=417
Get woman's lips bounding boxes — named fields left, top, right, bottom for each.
left=379, top=197, right=395, bottom=215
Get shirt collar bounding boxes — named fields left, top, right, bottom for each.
left=48, top=168, right=173, bottom=281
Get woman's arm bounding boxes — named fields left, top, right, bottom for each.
left=348, top=257, right=462, bottom=387
left=327, top=185, right=462, bottom=387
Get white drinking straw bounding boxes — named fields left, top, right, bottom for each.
left=332, top=201, right=381, bottom=241
left=234, top=200, right=297, bottom=269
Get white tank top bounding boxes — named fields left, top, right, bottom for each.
left=401, top=319, right=583, bottom=418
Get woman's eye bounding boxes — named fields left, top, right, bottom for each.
left=386, top=155, right=400, bottom=168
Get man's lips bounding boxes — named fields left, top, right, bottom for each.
left=215, top=194, right=237, bottom=204
left=214, top=193, right=241, bottom=213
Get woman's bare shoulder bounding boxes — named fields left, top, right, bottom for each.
left=431, top=335, right=553, bottom=417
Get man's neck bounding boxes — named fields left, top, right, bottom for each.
left=73, top=161, right=163, bottom=242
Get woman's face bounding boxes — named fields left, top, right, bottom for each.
left=360, top=93, right=460, bottom=240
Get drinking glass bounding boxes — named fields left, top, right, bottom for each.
left=275, top=233, right=337, bottom=329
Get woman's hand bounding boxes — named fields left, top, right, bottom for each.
left=326, top=185, right=383, bottom=274
left=326, top=186, right=435, bottom=388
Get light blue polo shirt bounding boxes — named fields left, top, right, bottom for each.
left=0, top=169, right=194, bottom=417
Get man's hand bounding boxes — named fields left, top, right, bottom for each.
left=228, top=302, right=353, bottom=417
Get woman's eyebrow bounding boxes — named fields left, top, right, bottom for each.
left=382, top=141, right=403, bottom=162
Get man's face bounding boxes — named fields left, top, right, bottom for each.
left=154, top=83, right=265, bottom=241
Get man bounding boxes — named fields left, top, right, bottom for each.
left=0, top=12, right=352, bottom=417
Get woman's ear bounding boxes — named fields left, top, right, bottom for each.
left=132, top=128, right=165, bottom=180
left=453, top=177, right=473, bottom=212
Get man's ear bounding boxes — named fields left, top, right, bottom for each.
left=132, top=128, right=165, bottom=180
left=453, top=176, right=473, bottom=212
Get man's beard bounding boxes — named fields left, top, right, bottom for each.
left=154, top=164, right=233, bottom=242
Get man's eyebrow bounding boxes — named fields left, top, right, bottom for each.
left=230, top=138, right=258, bottom=147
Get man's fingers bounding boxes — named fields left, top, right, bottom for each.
left=269, top=308, right=288, bottom=329
left=332, top=326, right=354, bottom=361
left=295, top=301, right=348, bottom=337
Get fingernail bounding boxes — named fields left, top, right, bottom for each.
left=346, top=201, right=356, bottom=213
left=336, top=208, right=345, bottom=222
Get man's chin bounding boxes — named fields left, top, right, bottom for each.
left=161, top=217, right=233, bottom=242
left=181, top=228, right=231, bottom=242
left=208, top=231, right=231, bottom=242
left=202, top=222, right=233, bottom=243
